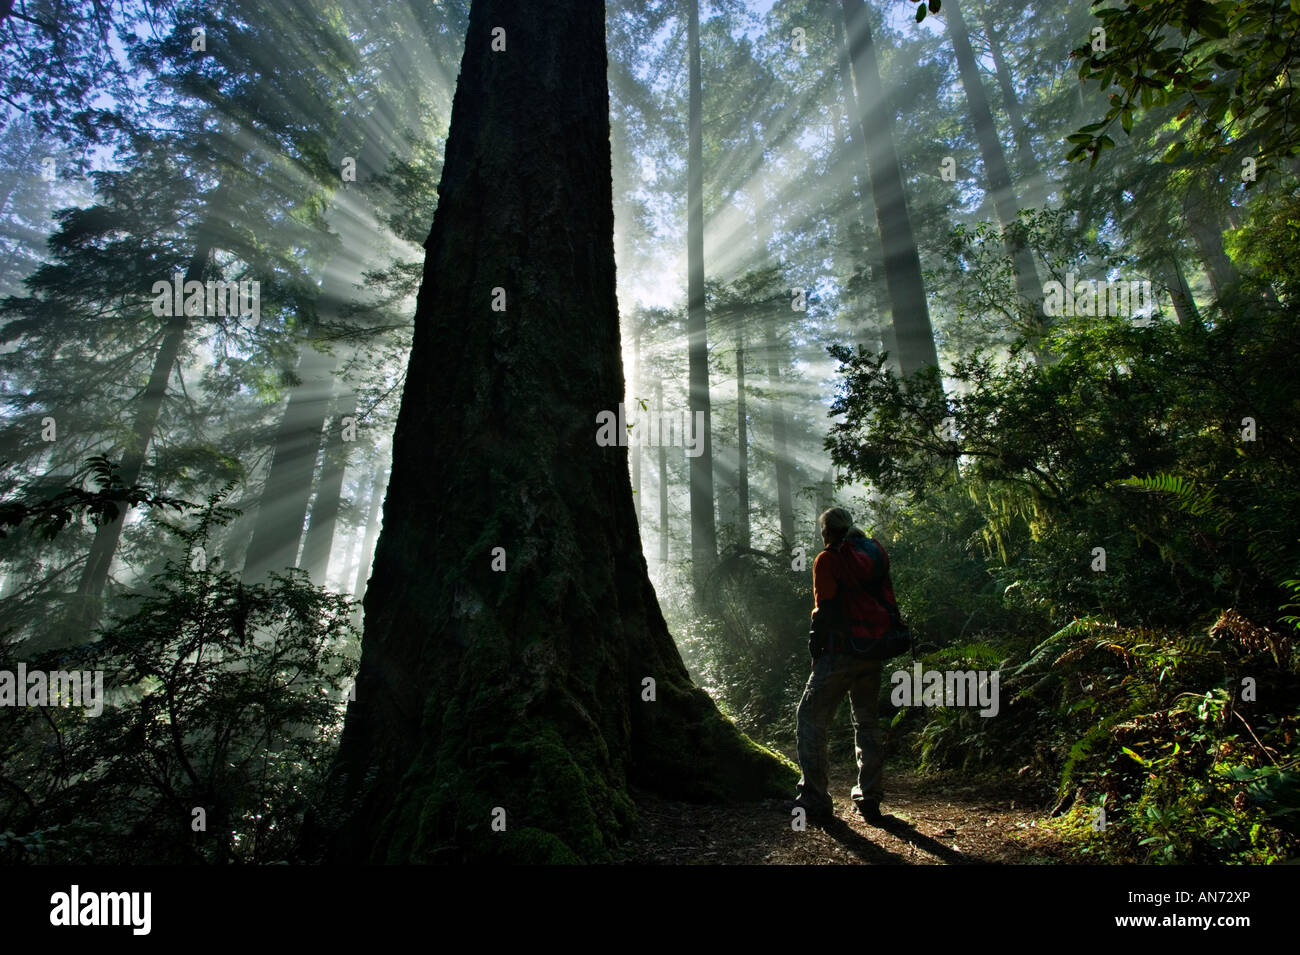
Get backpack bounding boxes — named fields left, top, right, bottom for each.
left=814, top=536, right=912, bottom=661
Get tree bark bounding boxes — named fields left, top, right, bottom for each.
left=1163, top=254, right=1201, bottom=327
left=686, top=0, right=717, bottom=590
left=1185, top=192, right=1238, bottom=300
left=839, top=0, right=939, bottom=377
left=631, top=323, right=641, bottom=524
left=307, top=0, right=792, bottom=864
left=831, top=12, right=894, bottom=365
left=338, top=499, right=363, bottom=595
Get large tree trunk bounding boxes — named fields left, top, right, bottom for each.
left=686, top=0, right=717, bottom=591
left=1185, top=191, right=1238, bottom=300
left=945, top=0, right=1044, bottom=336
left=75, top=242, right=212, bottom=608
left=307, top=0, right=792, bottom=864
left=839, top=0, right=939, bottom=377
left=241, top=341, right=336, bottom=582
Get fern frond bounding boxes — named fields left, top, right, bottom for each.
left=1015, top=616, right=1108, bottom=675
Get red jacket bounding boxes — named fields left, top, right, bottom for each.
left=812, top=535, right=896, bottom=639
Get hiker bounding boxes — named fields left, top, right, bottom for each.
left=789, top=506, right=898, bottom=825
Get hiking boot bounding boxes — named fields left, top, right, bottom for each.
left=855, top=798, right=884, bottom=825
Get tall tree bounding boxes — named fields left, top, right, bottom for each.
left=839, top=0, right=939, bottom=377
left=686, top=0, right=717, bottom=590
left=300, top=386, right=358, bottom=584
left=830, top=10, right=891, bottom=360
left=764, top=304, right=795, bottom=544
left=74, top=240, right=212, bottom=603
left=944, top=0, right=1044, bottom=335
left=309, top=0, right=790, bottom=863
left=978, top=6, right=1045, bottom=207
left=1184, top=182, right=1239, bottom=299
left=52, top=0, right=357, bottom=609
left=630, top=322, right=642, bottom=524
left=1161, top=253, right=1200, bottom=326
left=351, top=464, right=387, bottom=601
left=734, top=323, right=749, bottom=549
left=656, top=378, right=669, bottom=565
left=241, top=342, right=336, bottom=583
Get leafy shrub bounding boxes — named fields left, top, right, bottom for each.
left=0, top=494, right=357, bottom=863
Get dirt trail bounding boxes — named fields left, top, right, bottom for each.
left=621, top=764, right=1073, bottom=865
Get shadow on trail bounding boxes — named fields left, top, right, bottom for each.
left=875, top=813, right=987, bottom=864
left=814, top=817, right=908, bottom=864
left=817, top=811, right=991, bottom=864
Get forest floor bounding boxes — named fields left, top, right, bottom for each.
left=620, top=754, right=1075, bottom=865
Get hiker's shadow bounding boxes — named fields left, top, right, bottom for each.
left=820, top=813, right=985, bottom=865
left=814, top=817, right=907, bottom=865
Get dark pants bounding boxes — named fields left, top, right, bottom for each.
left=795, top=652, right=884, bottom=813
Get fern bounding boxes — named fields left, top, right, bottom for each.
left=1060, top=715, right=1125, bottom=795
left=1114, top=473, right=1294, bottom=585
left=1015, top=616, right=1107, bottom=676
left=1113, top=473, right=1217, bottom=517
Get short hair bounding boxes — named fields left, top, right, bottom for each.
left=819, top=507, right=853, bottom=538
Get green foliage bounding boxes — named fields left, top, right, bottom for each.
left=1069, top=0, right=1300, bottom=174
left=830, top=301, right=1300, bottom=631
left=826, top=190, right=1300, bottom=858
left=1226, top=191, right=1300, bottom=305
left=934, top=209, right=1120, bottom=357
left=1026, top=615, right=1298, bottom=862
left=665, top=547, right=809, bottom=746
left=903, top=640, right=1012, bottom=771
left=0, top=493, right=358, bottom=863
left=914, top=0, right=942, bottom=24
left=0, top=456, right=193, bottom=541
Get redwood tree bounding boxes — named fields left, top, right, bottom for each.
left=945, top=0, right=1044, bottom=332
left=685, top=0, right=718, bottom=590
left=839, top=0, right=939, bottom=377
left=309, top=0, right=792, bottom=864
